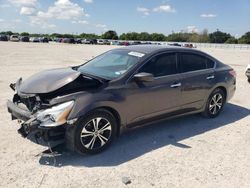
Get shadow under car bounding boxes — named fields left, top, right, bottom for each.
left=38, top=103, right=250, bottom=167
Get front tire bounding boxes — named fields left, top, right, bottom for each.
left=202, top=88, right=225, bottom=118
left=74, top=109, right=117, bottom=154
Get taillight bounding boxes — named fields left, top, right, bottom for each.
left=229, top=70, right=236, bottom=77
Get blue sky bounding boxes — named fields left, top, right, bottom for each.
left=0, top=0, right=250, bottom=36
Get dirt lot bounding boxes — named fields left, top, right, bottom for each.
left=0, top=42, right=249, bottom=188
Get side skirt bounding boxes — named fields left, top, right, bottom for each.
left=126, top=108, right=203, bottom=129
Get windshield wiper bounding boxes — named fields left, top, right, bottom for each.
left=80, top=72, right=110, bottom=83
left=71, top=66, right=110, bottom=82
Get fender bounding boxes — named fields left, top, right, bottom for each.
left=67, top=92, right=127, bottom=126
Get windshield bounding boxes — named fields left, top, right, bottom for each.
left=78, top=50, right=143, bottom=79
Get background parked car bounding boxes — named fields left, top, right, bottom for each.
left=20, top=36, right=30, bottom=42
left=30, top=37, right=40, bottom=42
left=10, top=35, right=19, bottom=42
left=97, top=39, right=105, bottom=45
left=97, top=39, right=110, bottom=45
left=55, top=38, right=63, bottom=43
left=131, top=41, right=142, bottom=45
left=184, top=43, right=194, bottom=48
left=39, top=37, right=49, bottom=43
left=169, top=43, right=182, bottom=47
left=103, top=39, right=110, bottom=45
left=82, top=39, right=97, bottom=44
left=81, top=39, right=90, bottom=44
left=110, top=40, right=119, bottom=45
left=0, top=35, right=8, bottom=41
left=119, top=41, right=130, bottom=46
left=75, top=38, right=82, bottom=44
left=246, top=64, right=250, bottom=82
left=141, top=41, right=152, bottom=45
left=62, top=38, right=75, bottom=44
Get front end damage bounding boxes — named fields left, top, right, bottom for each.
left=7, top=102, right=68, bottom=147
left=6, top=68, right=104, bottom=149
left=7, top=83, right=75, bottom=147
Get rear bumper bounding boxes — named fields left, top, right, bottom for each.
left=227, top=78, right=236, bottom=102
left=7, top=100, right=65, bottom=147
left=227, top=85, right=236, bottom=101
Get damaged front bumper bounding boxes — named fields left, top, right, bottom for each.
left=7, top=100, right=67, bottom=147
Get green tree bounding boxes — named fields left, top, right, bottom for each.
left=138, top=32, right=151, bottom=41
left=79, top=33, right=99, bottom=39
left=238, top=32, right=250, bottom=44
left=188, top=33, right=200, bottom=42
left=225, top=37, right=238, bottom=44
left=29, top=33, right=42, bottom=37
left=61, top=34, right=75, bottom=38
left=119, top=33, right=127, bottom=40
left=20, top=32, right=29, bottom=36
left=102, top=30, right=118, bottom=40
left=209, top=30, right=231, bottom=43
left=199, top=29, right=209, bottom=43
left=0, top=31, right=14, bottom=35
left=150, top=33, right=166, bottom=41
left=50, top=33, right=63, bottom=38
left=128, top=32, right=139, bottom=40
left=166, top=33, right=190, bottom=42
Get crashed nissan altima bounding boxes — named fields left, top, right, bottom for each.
left=7, top=45, right=236, bottom=154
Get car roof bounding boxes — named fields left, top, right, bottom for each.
left=118, top=45, right=201, bottom=55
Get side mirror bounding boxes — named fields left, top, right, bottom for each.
left=133, top=72, right=154, bottom=82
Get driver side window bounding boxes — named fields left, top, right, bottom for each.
left=139, top=53, right=177, bottom=77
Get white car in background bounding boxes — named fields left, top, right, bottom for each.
left=97, top=39, right=105, bottom=45
left=110, top=40, right=119, bottom=45
left=97, top=39, right=110, bottom=45
left=10, top=35, right=19, bottom=42
left=246, top=64, right=250, bottom=82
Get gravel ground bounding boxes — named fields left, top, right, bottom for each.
left=0, top=42, right=249, bottom=188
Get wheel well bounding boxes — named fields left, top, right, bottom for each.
left=216, top=86, right=227, bottom=100
left=93, top=107, right=121, bottom=137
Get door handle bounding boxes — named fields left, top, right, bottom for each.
left=206, top=75, right=215, bottom=80
left=170, top=83, right=181, bottom=88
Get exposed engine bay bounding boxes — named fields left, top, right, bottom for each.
left=7, top=67, right=104, bottom=147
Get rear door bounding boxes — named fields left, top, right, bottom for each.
left=178, top=52, right=216, bottom=110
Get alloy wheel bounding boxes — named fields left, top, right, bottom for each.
left=80, top=117, right=112, bottom=150
left=209, top=93, right=223, bottom=115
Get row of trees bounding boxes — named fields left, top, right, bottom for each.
left=1, top=30, right=250, bottom=44
left=118, top=30, right=250, bottom=44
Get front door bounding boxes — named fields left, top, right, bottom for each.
left=125, top=52, right=182, bottom=124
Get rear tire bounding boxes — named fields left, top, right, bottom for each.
left=202, top=88, right=225, bottom=118
left=74, top=109, right=117, bottom=154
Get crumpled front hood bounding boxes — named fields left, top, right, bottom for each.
left=19, top=68, right=81, bottom=94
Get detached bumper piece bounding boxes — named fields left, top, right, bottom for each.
left=7, top=100, right=31, bottom=121
left=21, top=123, right=66, bottom=147
left=7, top=100, right=65, bottom=147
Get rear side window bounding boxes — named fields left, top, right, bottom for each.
left=207, top=58, right=215, bottom=68
left=180, top=53, right=207, bottom=72
left=139, top=53, right=177, bottom=77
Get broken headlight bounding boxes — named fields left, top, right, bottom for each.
left=36, top=101, right=74, bottom=127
